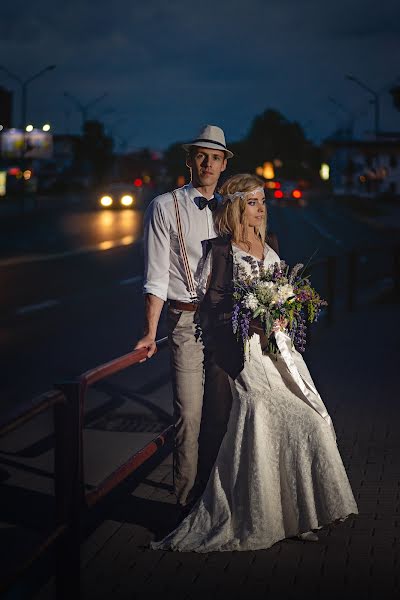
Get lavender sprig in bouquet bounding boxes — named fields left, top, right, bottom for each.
left=232, top=257, right=327, bottom=355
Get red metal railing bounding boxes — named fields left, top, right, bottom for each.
left=0, top=337, right=171, bottom=599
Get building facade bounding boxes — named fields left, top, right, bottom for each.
left=323, top=134, right=400, bottom=198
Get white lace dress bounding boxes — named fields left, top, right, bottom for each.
left=152, top=244, right=358, bottom=552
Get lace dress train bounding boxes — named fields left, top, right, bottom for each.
left=151, top=245, right=358, bottom=552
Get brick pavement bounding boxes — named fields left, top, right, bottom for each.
left=36, top=299, right=399, bottom=599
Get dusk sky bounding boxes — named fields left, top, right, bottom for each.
left=1, top=0, right=399, bottom=151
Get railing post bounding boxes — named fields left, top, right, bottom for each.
left=54, top=381, right=84, bottom=599
left=347, top=251, right=358, bottom=312
left=326, top=256, right=336, bottom=325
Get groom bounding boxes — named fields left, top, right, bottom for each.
left=135, top=125, right=234, bottom=511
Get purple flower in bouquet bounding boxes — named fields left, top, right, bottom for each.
left=232, top=260, right=327, bottom=356
left=232, top=302, right=241, bottom=335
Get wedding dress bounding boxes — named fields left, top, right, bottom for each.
left=152, top=244, right=358, bottom=552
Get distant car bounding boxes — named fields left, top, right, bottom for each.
left=1, top=161, right=38, bottom=196
left=97, top=182, right=141, bottom=209
left=268, top=181, right=306, bottom=206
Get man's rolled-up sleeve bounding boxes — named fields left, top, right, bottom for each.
left=143, top=199, right=170, bottom=301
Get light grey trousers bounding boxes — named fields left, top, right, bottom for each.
left=167, top=306, right=232, bottom=506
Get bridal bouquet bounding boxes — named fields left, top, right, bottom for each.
left=232, top=257, right=327, bottom=354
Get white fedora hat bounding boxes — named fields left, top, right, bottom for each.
left=182, top=124, right=234, bottom=159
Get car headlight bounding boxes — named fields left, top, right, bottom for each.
left=100, top=195, right=113, bottom=207
left=120, top=194, right=134, bottom=206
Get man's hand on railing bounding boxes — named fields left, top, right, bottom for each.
left=134, top=335, right=158, bottom=361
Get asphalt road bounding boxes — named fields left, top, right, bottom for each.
left=0, top=193, right=395, bottom=416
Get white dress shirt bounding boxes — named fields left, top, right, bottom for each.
left=143, top=183, right=218, bottom=302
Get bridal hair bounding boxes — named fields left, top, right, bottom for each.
left=216, top=174, right=267, bottom=248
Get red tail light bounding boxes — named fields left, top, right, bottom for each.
left=134, top=178, right=143, bottom=187
left=266, top=181, right=281, bottom=190
left=292, top=189, right=302, bottom=199
left=274, top=190, right=284, bottom=199
left=8, top=167, right=21, bottom=176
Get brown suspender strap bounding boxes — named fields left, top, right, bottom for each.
left=172, top=190, right=198, bottom=302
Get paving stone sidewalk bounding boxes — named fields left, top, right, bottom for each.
left=36, top=299, right=399, bottom=600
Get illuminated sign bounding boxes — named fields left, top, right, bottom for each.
left=1, top=129, right=25, bottom=157
left=0, top=171, right=6, bottom=196
left=320, top=163, right=330, bottom=181
left=0, top=128, right=53, bottom=158
left=25, top=129, right=53, bottom=158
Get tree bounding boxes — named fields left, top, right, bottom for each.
left=163, top=142, right=188, bottom=185
left=76, top=120, right=113, bottom=184
left=230, top=109, right=320, bottom=181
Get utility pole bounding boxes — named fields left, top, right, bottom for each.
left=63, top=92, right=108, bottom=131
left=0, top=64, right=56, bottom=129
left=345, top=75, right=380, bottom=139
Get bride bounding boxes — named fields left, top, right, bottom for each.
left=152, top=174, right=358, bottom=552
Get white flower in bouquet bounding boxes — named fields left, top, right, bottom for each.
left=243, top=292, right=259, bottom=311
left=272, top=283, right=295, bottom=305
left=259, top=281, right=274, bottom=290
left=254, top=282, right=275, bottom=307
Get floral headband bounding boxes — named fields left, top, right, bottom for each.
left=224, top=187, right=264, bottom=203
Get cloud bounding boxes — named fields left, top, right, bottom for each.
left=0, top=0, right=399, bottom=148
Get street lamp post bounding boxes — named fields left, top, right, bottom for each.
left=63, top=92, right=108, bottom=130
left=345, top=75, right=380, bottom=138
left=0, top=64, right=56, bottom=129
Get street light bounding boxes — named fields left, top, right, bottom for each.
left=345, top=74, right=379, bottom=138
left=63, top=91, right=108, bottom=130
left=0, top=64, right=56, bottom=129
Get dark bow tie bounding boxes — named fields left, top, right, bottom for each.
left=195, top=194, right=221, bottom=211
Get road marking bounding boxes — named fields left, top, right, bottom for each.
left=16, top=299, right=60, bottom=315
left=119, top=275, right=143, bottom=286
left=14, top=276, right=143, bottom=317
left=299, top=212, right=344, bottom=247
left=0, top=235, right=139, bottom=268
